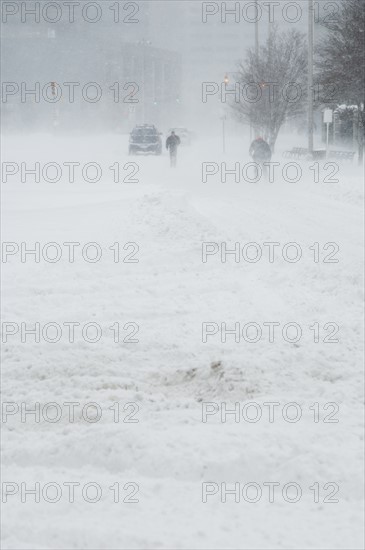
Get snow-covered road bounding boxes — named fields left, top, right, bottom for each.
left=1, top=133, right=364, bottom=549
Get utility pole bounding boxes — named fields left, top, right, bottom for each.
left=308, top=0, right=314, bottom=155
left=139, top=39, right=151, bottom=124
left=254, top=0, right=259, bottom=138
left=255, top=0, right=259, bottom=58
left=142, top=40, right=146, bottom=123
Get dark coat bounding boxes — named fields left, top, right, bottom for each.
left=166, top=134, right=181, bottom=152
left=249, top=138, right=272, bottom=162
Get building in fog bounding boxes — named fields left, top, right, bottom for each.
left=139, top=1, right=252, bottom=128
left=1, top=13, right=181, bottom=133
left=106, top=42, right=182, bottom=132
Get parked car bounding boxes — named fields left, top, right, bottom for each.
left=129, top=124, right=162, bottom=155
left=167, top=127, right=193, bottom=146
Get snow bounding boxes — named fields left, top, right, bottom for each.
left=1, top=131, right=364, bottom=549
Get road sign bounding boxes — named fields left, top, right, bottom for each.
left=323, top=109, right=333, bottom=124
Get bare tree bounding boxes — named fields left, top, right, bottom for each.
left=231, top=28, right=308, bottom=151
left=315, top=0, right=365, bottom=163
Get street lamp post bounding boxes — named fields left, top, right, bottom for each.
left=142, top=40, right=147, bottom=123
left=253, top=0, right=260, bottom=138
left=139, top=39, right=152, bottom=124
left=221, top=113, right=227, bottom=154
left=50, top=81, right=59, bottom=132
left=308, top=0, right=314, bottom=155
left=222, top=72, right=239, bottom=153
left=255, top=0, right=259, bottom=58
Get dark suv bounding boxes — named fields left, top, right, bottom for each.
left=129, top=124, right=162, bottom=155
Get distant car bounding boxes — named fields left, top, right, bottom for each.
left=168, top=127, right=193, bottom=146
left=129, top=124, right=162, bottom=155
